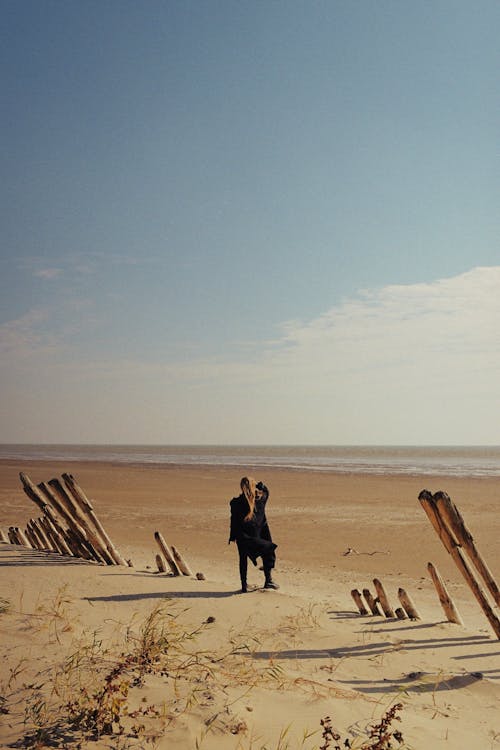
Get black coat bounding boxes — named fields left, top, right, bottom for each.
left=229, top=482, right=277, bottom=562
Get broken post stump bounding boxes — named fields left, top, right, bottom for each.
left=373, top=578, right=395, bottom=618
left=363, top=588, right=384, bottom=616
left=398, top=588, right=421, bottom=620
left=351, top=588, right=369, bottom=615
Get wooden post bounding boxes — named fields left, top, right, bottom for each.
left=43, top=515, right=73, bottom=557
left=16, top=527, right=32, bottom=548
left=395, top=607, right=407, bottom=620
left=154, top=532, right=180, bottom=576
left=373, top=578, right=395, bottom=618
left=61, top=473, right=127, bottom=566
left=419, top=490, right=500, bottom=639
left=155, top=553, right=166, bottom=573
left=362, top=588, right=383, bottom=616
left=42, top=516, right=73, bottom=556
left=434, top=491, right=500, bottom=607
left=31, top=518, right=55, bottom=551
left=25, top=524, right=40, bottom=549
left=351, top=589, right=368, bottom=615
left=398, top=588, right=421, bottom=620
left=427, top=562, right=464, bottom=626
left=0, top=528, right=8, bottom=543
left=171, top=545, right=193, bottom=576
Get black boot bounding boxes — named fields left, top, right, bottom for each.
left=264, top=570, right=279, bottom=590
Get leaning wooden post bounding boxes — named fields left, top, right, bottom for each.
left=427, top=562, right=464, bottom=626
left=363, top=588, right=383, bottom=616
left=434, top=491, right=500, bottom=607
left=419, top=490, right=500, bottom=639
left=154, top=532, right=180, bottom=576
left=398, top=588, right=421, bottom=620
left=31, top=518, right=55, bottom=551
left=43, top=515, right=73, bottom=557
left=171, top=545, right=193, bottom=577
left=61, top=473, right=127, bottom=566
left=351, top=589, right=369, bottom=615
left=373, top=579, right=395, bottom=618
left=16, top=527, right=33, bottom=548
left=25, top=525, right=40, bottom=549
left=0, top=528, right=8, bottom=543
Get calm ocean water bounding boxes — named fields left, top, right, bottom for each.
left=0, top=445, right=499, bottom=478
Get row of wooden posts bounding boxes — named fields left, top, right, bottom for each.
left=419, top=489, right=500, bottom=639
left=351, top=491, right=500, bottom=640
left=1, top=472, right=199, bottom=579
left=1, top=472, right=128, bottom=566
left=351, top=580, right=421, bottom=620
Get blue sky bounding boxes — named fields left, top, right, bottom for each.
left=1, top=1, right=498, bottom=444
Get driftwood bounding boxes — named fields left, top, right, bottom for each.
left=154, top=532, right=180, bottom=576
left=373, top=578, right=395, bottom=618
left=398, top=588, right=421, bottom=620
left=427, top=561, right=464, bottom=626
left=363, top=588, right=384, bottom=616
left=419, top=490, right=500, bottom=639
left=351, top=588, right=369, bottom=615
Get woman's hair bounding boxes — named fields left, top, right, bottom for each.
left=240, top=476, right=256, bottom=521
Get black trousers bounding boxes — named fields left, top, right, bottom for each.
left=236, top=537, right=276, bottom=587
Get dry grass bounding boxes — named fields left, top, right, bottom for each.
left=1, top=593, right=411, bottom=750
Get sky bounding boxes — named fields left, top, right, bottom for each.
left=1, top=0, right=499, bottom=445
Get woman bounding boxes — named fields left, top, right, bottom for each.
left=228, top=476, right=279, bottom=593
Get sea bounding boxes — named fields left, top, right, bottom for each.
left=0, top=445, right=499, bottom=478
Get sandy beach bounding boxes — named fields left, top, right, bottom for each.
left=1, top=459, right=499, bottom=749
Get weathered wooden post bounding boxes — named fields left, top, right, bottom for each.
left=25, top=524, right=40, bottom=549
left=31, top=518, right=55, bottom=551
left=351, top=588, right=369, bottom=615
left=419, top=490, right=500, bottom=639
left=373, top=578, right=395, bottom=618
left=16, top=527, right=33, bottom=548
left=395, top=607, right=407, bottom=620
left=363, top=588, right=383, bottom=616
left=171, top=545, right=193, bottom=577
left=0, top=528, right=8, bottom=543
left=154, top=532, right=180, bottom=576
left=434, top=491, right=500, bottom=607
left=427, top=562, right=464, bottom=626
left=398, top=588, right=421, bottom=620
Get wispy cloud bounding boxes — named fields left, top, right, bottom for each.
left=1, top=266, right=498, bottom=443
left=34, top=268, right=63, bottom=280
